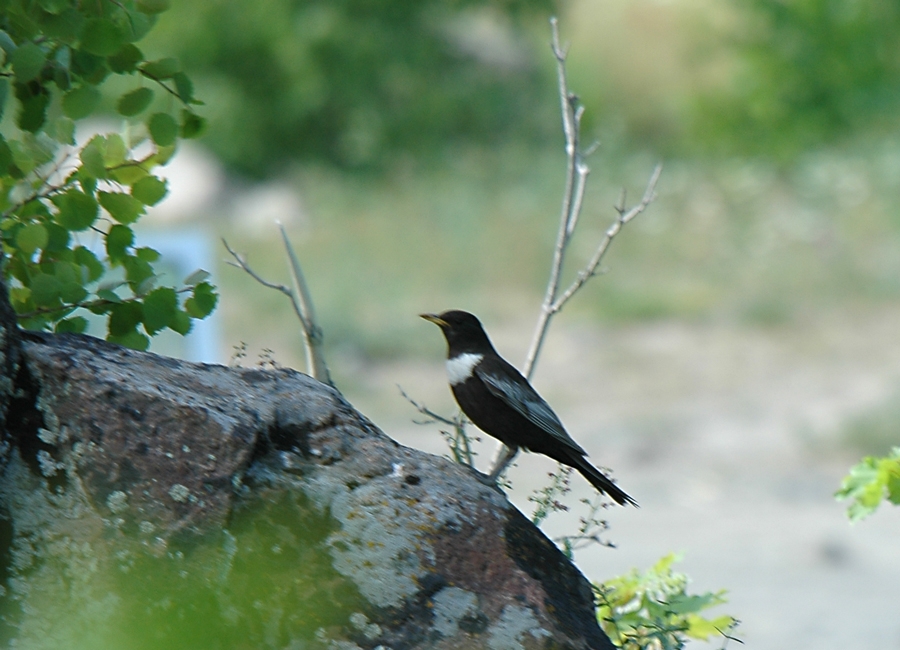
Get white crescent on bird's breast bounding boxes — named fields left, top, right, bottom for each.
left=446, top=352, right=483, bottom=386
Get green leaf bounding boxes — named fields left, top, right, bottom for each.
left=52, top=190, right=99, bottom=231
left=142, top=286, right=177, bottom=335
left=62, top=85, right=101, bottom=120
left=11, top=130, right=55, bottom=170
left=16, top=223, right=48, bottom=255
left=172, top=72, right=193, bottom=102
left=31, top=273, right=62, bottom=307
left=39, top=0, right=69, bottom=14
left=104, top=134, right=127, bottom=167
left=99, top=191, right=144, bottom=224
left=50, top=116, right=76, bottom=145
left=80, top=136, right=107, bottom=179
left=837, top=449, right=900, bottom=521
left=9, top=286, right=32, bottom=309
left=97, top=288, right=123, bottom=303
left=124, top=255, right=154, bottom=289
left=185, top=282, right=218, bottom=318
left=665, top=592, right=720, bottom=615
left=169, top=308, right=192, bottom=335
left=0, top=79, right=8, bottom=124
left=44, top=223, right=71, bottom=252
left=181, top=110, right=207, bottom=139
left=141, top=58, right=179, bottom=80
left=42, top=8, right=83, bottom=43
left=60, top=280, right=88, bottom=304
left=15, top=82, right=50, bottom=133
left=135, top=247, right=160, bottom=262
left=121, top=11, right=153, bottom=43
left=0, top=30, right=16, bottom=57
left=11, top=43, right=47, bottom=83
left=110, top=164, right=148, bottom=186
left=0, top=135, right=12, bottom=173
left=131, top=175, right=167, bottom=205
left=117, top=87, right=154, bottom=117
left=147, top=144, right=177, bottom=166
left=108, top=301, right=142, bottom=336
left=54, top=261, right=79, bottom=285
left=136, top=0, right=171, bottom=14
left=105, top=224, right=134, bottom=262
left=71, top=49, right=109, bottom=85
left=55, top=317, right=88, bottom=334
left=74, top=246, right=104, bottom=282
left=80, top=19, right=125, bottom=57
left=108, top=44, right=143, bottom=74
left=108, top=329, right=150, bottom=351
left=887, top=470, right=900, bottom=505
left=147, top=112, right=178, bottom=146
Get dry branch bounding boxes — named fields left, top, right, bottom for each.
left=488, top=17, right=662, bottom=479
left=223, top=234, right=333, bottom=387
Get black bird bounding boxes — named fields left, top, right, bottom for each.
left=421, top=310, right=636, bottom=506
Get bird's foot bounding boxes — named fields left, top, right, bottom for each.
left=468, top=466, right=505, bottom=493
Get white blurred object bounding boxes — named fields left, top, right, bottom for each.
left=228, top=181, right=309, bottom=233
left=147, top=145, right=225, bottom=223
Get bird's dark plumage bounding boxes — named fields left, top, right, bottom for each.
left=421, top=310, right=636, bottom=506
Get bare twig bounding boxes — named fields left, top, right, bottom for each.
left=488, top=17, right=662, bottom=480
left=397, top=385, right=460, bottom=428
left=553, top=495, right=614, bottom=555
left=223, top=235, right=333, bottom=387
left=223, top=238, right=291, bottom=295
left=398, top=385, right=476, bottom=467
left=550, top=163, right=662, bottom=312
left=525, top=16, right=589, bottom=382
left=278, top=222, right=331, bottom=384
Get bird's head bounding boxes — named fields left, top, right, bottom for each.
left=420, top=310, right=495, bottom=354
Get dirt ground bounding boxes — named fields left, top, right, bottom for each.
left=351, top=306, right=900, bottom=650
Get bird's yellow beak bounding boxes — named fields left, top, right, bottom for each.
left=420, top=313, right=447, bottom=327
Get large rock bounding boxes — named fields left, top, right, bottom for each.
left=0, top=329, right=615, bottom=650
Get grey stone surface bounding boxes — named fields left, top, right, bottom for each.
left=0, top=328, right=614, bottom=649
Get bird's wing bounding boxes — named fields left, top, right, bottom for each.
left=475, top=364, right=587, bottom=456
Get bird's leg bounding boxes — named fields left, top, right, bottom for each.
left=488, top=444, right=520, bottom=483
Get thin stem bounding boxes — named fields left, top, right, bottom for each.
left=490, top=17, right=584, bottom=477
left=278, top=223, right=331, bottom=386
left=399, top=385, right=475, bottom=467
left=490, top=18, right=663, bottom=482
left=551, top=163, right=662, bottom=313
left=522, top=17, right=585, bottom=381
left=223, top=235, right=332, bottom=387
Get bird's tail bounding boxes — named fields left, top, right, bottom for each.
left=570, top=454, right=637, bottom=507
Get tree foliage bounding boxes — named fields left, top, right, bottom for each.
left=141, top=0, right=555, bottom=176
left=837, top=447, right=900, bottom=522
left=697, top=0, right=900, bottom=159
left=0, top=0, right=216, bottom=349
left=595, top=554, right=738, bottom=650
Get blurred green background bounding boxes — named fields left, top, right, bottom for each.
left=132, top=0, right=900, bottom=452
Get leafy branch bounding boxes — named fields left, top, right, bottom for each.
left=0, top=0, right=216, bottom=347
left=595, top=554, right=741, bottom=650
left=836, top=447, right=900, bottom=521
